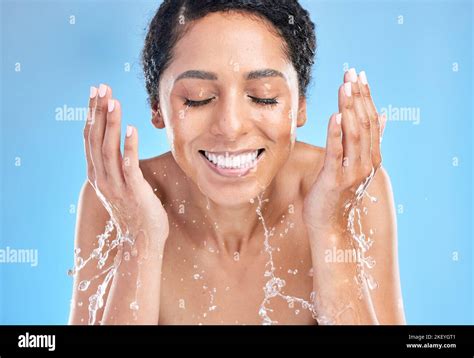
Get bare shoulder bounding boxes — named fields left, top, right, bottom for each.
left=139, top=151, right=175, bottom=177
left=288, top=141, right=325, bottom=196
left=139, top=151, right=180, bottom=204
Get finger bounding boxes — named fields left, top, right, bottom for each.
left=84, top=86, right=98, bottom=183
left=89, top=83, right=112, bottom=183
left=338, top=80, right=359, bottom=170
left=359, top=71, right=381, bottom=168
left=343, top=67, right=356, bottom=84
left=349, top=71, right=372, bottom=171
left=323, top=113, right=343, bottom=175
left=122, top=125, right=142, bottom=187
left=102, top=98, right=125, bottom=186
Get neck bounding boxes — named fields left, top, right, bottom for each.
left=183, top=181, right=278, bottom=255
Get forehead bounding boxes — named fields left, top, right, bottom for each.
left=166, top=11, right=292, bottom=79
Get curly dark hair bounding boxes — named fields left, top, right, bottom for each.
left=142, top=0, right=316, bottom=109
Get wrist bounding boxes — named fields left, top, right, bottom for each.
left=118, top=225, right=167, bottom=261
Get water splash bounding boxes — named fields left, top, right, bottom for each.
left=256, top=166, right=379, bottom=324
left=70, top=168, right=379, bottom=325
left=69, top=218, right=137, bottom=325
left=344, top=168, right=379, bottom=299
left=255, top=193, right=316, bottom=325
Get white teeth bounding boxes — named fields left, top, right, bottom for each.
left=203, top=150, right=261, bottom=169
left=217, top=155, right=225, bottom=167
left=232, top=156, right=240, bottom=168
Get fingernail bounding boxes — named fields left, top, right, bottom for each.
left=126, top=125, right=133, bottom=137
left=359, top=71, right=368, bottom=85
left=99, top=84, right=107, bottom=98
left=348, top=68, right=357, bottom=83
left=335, top=113, right=342, bottom=125
left=344, top=82, right=352, bottom=97
left=108, top=99, right=115, bottom=112
left=89, top=86, right=97, bottom=99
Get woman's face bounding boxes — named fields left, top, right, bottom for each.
left=157, top=11, right=306, bottom=206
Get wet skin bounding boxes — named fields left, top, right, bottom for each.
left=69, top=12, right=405, bottom=325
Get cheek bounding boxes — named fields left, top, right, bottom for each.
left=163, top=101, right=187, bottom=153
left=165, top=114, right=204, bottom=172
left=257, top=106, right=294, bottom=148
left=289, top=115, right=297, bottom=144
left=164, top=116, right=188, bottom=161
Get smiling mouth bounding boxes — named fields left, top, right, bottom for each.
left=198, top=148, right=265, bottom=172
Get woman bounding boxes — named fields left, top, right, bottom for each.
left=69, top=0, right=405, bottom=325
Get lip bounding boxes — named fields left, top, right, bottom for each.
left=199, top=149, right=265, bottom=178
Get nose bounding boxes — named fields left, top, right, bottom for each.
left=210, top=91, right=251, bottom=140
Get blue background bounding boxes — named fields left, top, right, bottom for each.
left=1, top=0, right=472, bottom=324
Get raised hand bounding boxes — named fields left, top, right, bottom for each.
left=302, top=69, right=387, bottom=324
left=84, top=84, right=169, bottom=249
left=303, top=69, right=386, bottom=233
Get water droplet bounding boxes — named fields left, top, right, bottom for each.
left=75, top=256, right=84, bottom=267
left=367, top=274, right=378, bottom=290
left=130, top=301, right=139, bottom=311
left=78, top=280, right=90, bottom=291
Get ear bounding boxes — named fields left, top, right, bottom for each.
left=296, top=96, right=307, bottom=127
left=151, top=103, right=165, bottom=129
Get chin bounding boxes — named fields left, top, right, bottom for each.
left=198, top=179, right=267, bottom=207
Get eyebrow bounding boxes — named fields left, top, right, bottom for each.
left=174, top=68, right=285, bottom=84
left=246, top=68, right=285, bottom=81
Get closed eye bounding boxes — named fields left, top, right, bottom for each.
left=247, top=95, right=279, bottom=106
left=184, top=97, right=215, bottom=107
left=183, top=96, right=279, bottom=108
